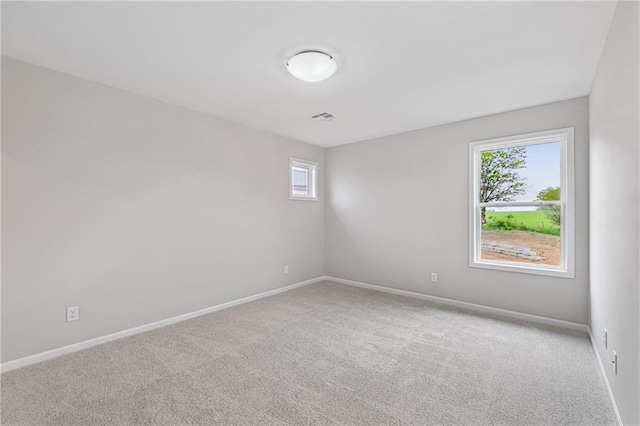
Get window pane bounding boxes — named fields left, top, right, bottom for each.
left=481, top=206, right=561, bottom=267
left=292, top=166, right=310, bottom=196
left=480, top=141, right=561, bottom=204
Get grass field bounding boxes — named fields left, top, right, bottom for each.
left=483, top=210, right=560, bottom=236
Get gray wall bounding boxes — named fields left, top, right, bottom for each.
left=589, top=2, right=639, bottom=424
left=326, top=97, right=589, bottom=324
left=1, top=58, right=325, bottom=363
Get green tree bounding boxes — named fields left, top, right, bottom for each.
left=480, top=147, right=527, bottom=223
left=536, top=186, right=561, bottom=226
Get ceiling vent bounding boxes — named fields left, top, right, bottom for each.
left=310, top=112, right=336, bottom=122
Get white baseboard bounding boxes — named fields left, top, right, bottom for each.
left=588, top=330, right=623, bottom=426
left=325, top=276, right=589, bottom=332
left=0, top=276, right=325, bottom=373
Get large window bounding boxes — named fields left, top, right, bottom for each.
left=290, top=158, right=317, bottom=201
left=469, top=128, right=574, bottom=278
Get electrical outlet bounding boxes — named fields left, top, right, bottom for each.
left=612, top=350, right=618, bottom=375
left=284, top=265, right=289, bottom=274
left=66, top=306, right=79, bottom=322
left=431, top=272, right=438, bottom=283
left=604, top=328, right=608, bottom=349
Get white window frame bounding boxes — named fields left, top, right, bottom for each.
left=289, top=157, right=318, bottom=201
left=469, top=127, right=575, bottom=278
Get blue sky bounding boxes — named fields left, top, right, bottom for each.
left=515, top=141, right=560, bottom=202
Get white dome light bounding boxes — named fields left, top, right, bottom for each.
left=286, top=51, right=337, bottom=83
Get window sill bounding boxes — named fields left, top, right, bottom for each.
left=290, top=196, right=318, bottom=201
left=470, top=259, right=574, bottom=279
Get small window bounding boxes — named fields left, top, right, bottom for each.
left=290, top=158, right=317, bottom=201
left=469, top=128, right=574, bottom=278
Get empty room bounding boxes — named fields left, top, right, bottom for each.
left=1, top=1, right=639, bottom=425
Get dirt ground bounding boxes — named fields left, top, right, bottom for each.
left=481, top=230, right=561, bottom=266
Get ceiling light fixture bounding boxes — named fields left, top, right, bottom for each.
left=286, top=51, right=337, bottom=83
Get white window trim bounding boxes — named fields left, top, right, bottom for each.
left=468, top=127, right=575, bottom=278
left=289, top=157, right=318, bottom=201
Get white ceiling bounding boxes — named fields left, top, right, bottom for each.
left=2, top=2, right=616, bottom=147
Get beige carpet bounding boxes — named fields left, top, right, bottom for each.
left=1, top=281, right=616, bottom=425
